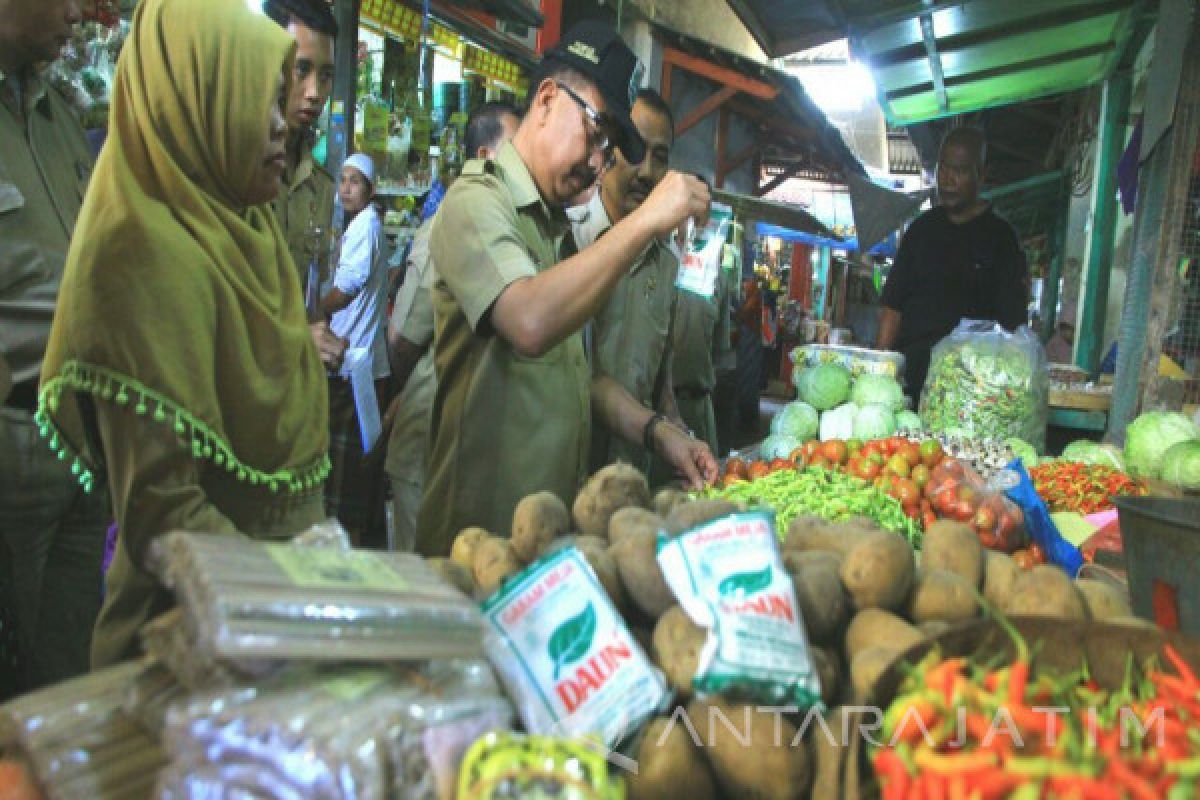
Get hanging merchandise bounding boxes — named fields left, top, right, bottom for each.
left=676, top=203, right=733, bottom=299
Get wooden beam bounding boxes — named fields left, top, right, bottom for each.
left=918, top=11, right=948, bottom=113
left=677, top=85, right=737, bottom=137
left=661, top=46, right=778, bottom=99
left=715, top=106, right=730, bottom=188
left=757, top=166, right=802, bottom=197
left=720, top=138, right=762, bottom=186
left=661, top=61, right=672, bottom=105
left=726, top=97, right=817, bottom=142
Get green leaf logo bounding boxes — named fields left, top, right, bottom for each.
left=548, top=603, right=597, bottom=681
left=718, top=564, right=772, bottom=597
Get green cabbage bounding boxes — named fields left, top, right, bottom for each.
left=819, top=402, right=858, bottom=442
left=770, top=401, right=820, bottom=441
left=1060, top=440, right=1125, bottom=471
left=852, top=403, right=896, bottom=441
left=761, top=433, right=803, bottom=460
left=1124, top=411, right=1200, bottom=478
left=796, top=364, right=852, bottom=411
left=850, top=374, right=906, bottom=413
left=894, top=410, right=923, bottom=432
left=1161, top=439, right=1200, bottom=490
left=1005, top=437, right=1040, bottom=467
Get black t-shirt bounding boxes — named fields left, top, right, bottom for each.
left=881, top=205, right=1028, bottom=396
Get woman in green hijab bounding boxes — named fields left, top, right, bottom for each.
left=37, top=0, right=331, bottom=667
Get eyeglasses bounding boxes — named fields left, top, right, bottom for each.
left=555, top=81, right=617, bottom=168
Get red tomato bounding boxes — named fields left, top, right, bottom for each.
left=933, top=492, right=958, bottom=515
left=885, top=454, right=911, bottom=478
left=972, top=506, right=997, bottom=531
left=788, top=447, right=807, bottom=465
left=899, top=442, right=922, bottom=467
left=801, top=440, right=820, bottom=461
left=903, top=503, right=920, bottom=521
left=953, top=499, right=976, bottom=522
left=769, top=458, right=791, bottom=473
left=922, top=509, right=938, bottom=530
left=1029, top=543, right=1046, bottom=564
left=919, top=439, right=945, bottom=468
left=846, top=438, right=863, bottom=456
left=808, top=455, right=832, bottom=472
left=910, top=463, right=932, bottom=490
left=819, top=440, right=849, bottom=466
left=719, top=473, right=742, bottom=488
left=854, top=458, right=882, bottom=482
left=747, top=461, right=770, bottom=480
left=892, top=479, right=920, bottom=506
left=1013, top=550, right=1035, bottom=570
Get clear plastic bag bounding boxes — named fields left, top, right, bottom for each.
left=923, top=458, right=1027, bottom=553
left=919, top=319, right=1049, bottom=453
left=147, top=532, right=485, bottom=667
left=0, top=660, right=168, bottom=800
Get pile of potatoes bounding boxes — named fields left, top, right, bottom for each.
left=426, top=465, right=1141, bottom=800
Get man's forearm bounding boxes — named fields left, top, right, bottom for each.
left=876, top=308, right=902, bottom=350
left=321, top=287, right=355, bottom=319
left=591, top=375, right=657, bottom=448
left=491, top=211, right=658, bottom=358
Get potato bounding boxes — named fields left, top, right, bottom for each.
left=921, top=520, right=984, bottom=588
left=652, top=488, right=690, bottom=519
left=811, top=707, right=853, bottom=800
left=851, top=646, right=897, bottom=702
left=1075, top=579, right=1133, bottom=620
left=609, top=507, right=666, bottom=547
left=628, top=716, right=718, bottom=800
left=687, top=698, right=812, bottom=800
left=782, top=549, right=843, bottom=574
left=906, top=569, right=979, bottom=624
left=810, top=645, right=841, bottom=708
left=611, top=529, right=676, bottom=619
left=472, top=537, right=522, bottom=596
left=783, top=517, right=866, bottom=556
left=572, top=463, right=651, bottom=539
left=663, top=499, right=740, bottom=536
left=450, top=527, right=491, bottom=570
left=1005, top=565, right=1086, bottom=619
left=787, top=558, right=848, bottom=644
left=576, top=541, right=625, bottom=609
left=982, top=551, right=1020, bottom=610
left=510, top=491, right=570, bottom=562
left=652, top=606, right=706, bottom=698
left=839, top=531, right=915, bottom=611
left=844, top=609, right=924, bottom=663
left=842, top=515, right=884, bottom=532
left=918, top=620, right=954, bottom=639
left=426, top=557, right=474, bottom=595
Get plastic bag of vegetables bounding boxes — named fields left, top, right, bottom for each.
left=919, top=319, right=1049, bottom=453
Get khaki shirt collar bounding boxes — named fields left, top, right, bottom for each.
left=493, top=141, right=565, bottom=230
left=286, top=146, right=318, bottom=193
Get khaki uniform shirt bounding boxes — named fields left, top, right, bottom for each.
left=0, top=69, right=94, bottom=385
left=384, top=219, right=437, bottom=485
left=416, top=142, right=589, bottom=555
left=272, top=147, right=335, bottom=291
left=569, top=192, right=678, bottom=472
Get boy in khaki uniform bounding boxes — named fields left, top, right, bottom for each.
left=0, top=0, right=109, bottom=696
left=571, top=89, right=690, bottom=475
left=416, top=22, right=714, bottom=556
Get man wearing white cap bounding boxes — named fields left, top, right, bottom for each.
left=321, top=153, right=390, bottom=545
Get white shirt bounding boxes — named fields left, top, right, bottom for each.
left=330, top=208, right=390, bottom=379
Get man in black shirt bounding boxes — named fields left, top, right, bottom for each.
left=877, top=127, right=1029, bottom=398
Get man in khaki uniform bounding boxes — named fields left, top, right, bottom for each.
left=415, top=22, right=714, bottom=556
left=0, top=0, right=108, bottom=697
left=264, top=0, right=345, bottom=370
left=571, top=89, right=693, bottom=474
left=671, top=261, right=734, bottom=453
left=384, top=103, right=519, bottom=552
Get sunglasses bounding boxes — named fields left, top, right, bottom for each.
left=555, top=81, right=618, bottom=168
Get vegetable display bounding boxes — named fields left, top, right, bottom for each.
left=1028, top=461, right=1147, bottom=515
left=794, top=363, right=853, bottom=411
left=919, top=320, right=1049, bottom=453
left=1160, top=439, right=1200, bottom=490
left=790, top=359, right=914, bottom=442
left=923, top=459, right=1026, bottom=553
left=1060, top=440, right=1126, bottom=471
left=1123, top=410, right=1200, bottom=479
left=873, top=623, right=1200, bottom=800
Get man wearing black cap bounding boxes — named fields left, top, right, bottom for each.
left=415, top=21, right=713, bottom=556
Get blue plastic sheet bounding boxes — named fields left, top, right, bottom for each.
left=1003, top=460, right=1085, bottom=577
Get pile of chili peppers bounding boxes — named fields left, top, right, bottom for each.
left=872, top=616, right=1200, bottom=799
left=1028, top=462, right=1146, bottom=515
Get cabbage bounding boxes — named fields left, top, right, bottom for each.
left=1060, top=440, right=1125, bottom=471
left=1124, top=411, right=1200, bottom=478
left=819, top=402, right=858, bottom=442
left=1161, top=439, right=1200, bottom=489
left=850, top=374, right=906, bottom=413
left=894, top=410, right=923, bottom=432
left=852, top=403, right=896, bottom=441
left=796, top=364, right=853, bottom=411
left=760, top=433, right=803, bottom=460
left=1005, top=437, right=1040, bottom=467
left=770, top=401, right=819, bottom=441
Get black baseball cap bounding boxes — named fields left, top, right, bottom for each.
left=542, top=20, right=647, bottom=164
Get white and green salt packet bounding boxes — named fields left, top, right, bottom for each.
left=480, top=546, right=668, bottom=747
left=657, top=509, right=823, bottom=708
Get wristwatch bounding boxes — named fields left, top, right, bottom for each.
left=642, top=412, right=667, bottom=451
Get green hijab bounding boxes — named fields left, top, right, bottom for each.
left=38, top=0, right=330, bottom=494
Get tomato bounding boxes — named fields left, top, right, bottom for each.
left=788, top=446, right=807, bottom=465
left=885, top=454, right=911, bottom=478
left=902, top=503, right=919, bottom=521
left=853, top=458, right=882, bottom=482
left=894, top=478, right=921, bottom=507
left=846, top=438, right=864, bottom=456
left=819, top=440, right=849, bottom=466
left=921, top=509, right=938, bottom=530
left=953, top=499, right=976, bottom=522
left=972, top=506, right=997, bottom=531
left=801, top=440, right=820, bottom=461
left=919, top=439, right=945, bottom=468
left=725, top=457, right=746, bottom=478
left=933, top=492, right=958, bottom=515
left=719, top=473, right=742, bottom=488
left=747, top=461, right=770, bottom=480
left=898, top=442, right=923, bottom=467
left=1013, top=550, right=1035, bottom=570
left=1029, top=543, right=1046, bottom=564
left=808, top=455, right=832, bottom=472
left=861, top=440, right=883, bottom=458
left=910, top=463, right=931, bottom=490
left=769, top=458, right=791, bottom=473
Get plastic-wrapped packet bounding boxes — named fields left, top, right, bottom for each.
left=157, top=663, right=513, bottom=800
left=121, top=659, right=187, bottom=736
left=0, top=660, right=167, bottom=800
left=147, top=531, right=485, bottom=665
left=140, top=608, right=283, bottom=690
left=919, top=319, right=1049, bottom=453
